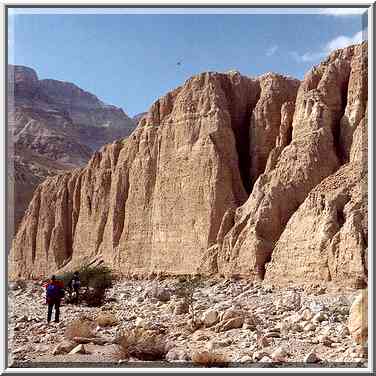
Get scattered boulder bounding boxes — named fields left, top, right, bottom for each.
left=214, top=316, right=244, bottom=332
left=52, top=340, right=76, bottom=355
left=271, top=346, right=288, bottom=361
left=68, top=344, right=87, bottom=355
left=304, top=351, right=320, bottom=363
left=174, top=300, right=189, bottom=315
left=318, top=335, right=333, bottom=346
left=301, top=308, right=313, bottom=321
left=9, top=282, right=21, bottom=291
left=220, top=308, right=244, bottom=322
left=202, top=309, right=219, bottom=327
left=165, top=348, right=191, bottom=362
left=312, top=311, right=327, bottom=323
left=348, top=289, right=368, bottom=346
left=135, top=317, right=146, bottom=328
left=72, top=337, right=109, bottom=345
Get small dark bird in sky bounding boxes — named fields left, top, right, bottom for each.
left=177, top=61, right=182, bottom=66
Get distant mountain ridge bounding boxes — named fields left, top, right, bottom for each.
left=132, top=112, right=147, bottom=125
left=8, top=64, right=137, bottom=233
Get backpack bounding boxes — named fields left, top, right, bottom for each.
left=46, top=284, right=61, bottom=300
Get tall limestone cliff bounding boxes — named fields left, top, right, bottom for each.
left=10, top=43, right=367, bottom=287
left=208, top=42, right=367, bottom=288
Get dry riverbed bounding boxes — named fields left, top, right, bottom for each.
left=8, top=277, right=368, bottom=368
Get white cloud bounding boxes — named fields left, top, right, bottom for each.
left=266, top=45, right=278, bottom=57
left=325, top=31, right=364, bottom=51
left=291, top=30, right=367, bottom=63
left=318, top=8, right=366, bottom=16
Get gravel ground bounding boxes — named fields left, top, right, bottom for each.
left=7, top=277, right=368, bottom=368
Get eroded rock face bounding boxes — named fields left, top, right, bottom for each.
left=213, top=43, right=367, bottom=284
left=10, top=43, right=368, bottom=287
left=10, top=72, right=263, bottom=278
left=264, top=44, right=368, bottom=287
left=249, top=73, right=300, bottom=187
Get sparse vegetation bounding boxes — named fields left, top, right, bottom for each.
left=95, top=312, right=118, bottom=327
left=117, top=327, right=168, bottom=361
left=174, top=275, right=204, bottom=326
left=64, top=317, right=96, bottom=340
left=58, top=264, right=113, bottom=306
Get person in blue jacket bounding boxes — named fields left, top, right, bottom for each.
left=45, top=275, right=65, bottom=323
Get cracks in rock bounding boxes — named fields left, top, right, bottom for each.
left=113, top=168, right=129, bottom=248
left=218, top=76, right=261, bottom=197
left=31, top=189, right=41, bottom=264
left=333, top=77, right=350, bottom=165
left=236, top=106, right=256, bottom=195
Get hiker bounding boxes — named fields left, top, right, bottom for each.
left=46, top=275, right=65, bottom=323
left=68, top=271, right=81, bottom=304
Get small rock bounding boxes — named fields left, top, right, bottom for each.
left=303, top=323, right=316, bottom=332
left=312, top=311, right=326, bottom=323
left=135, top=296, right=144, bottom=303
left=165, top=348, right=190, bottom=362
left=318, top=335, right=333, bottom=346
left=271, top=346, right=288, bottom=361
left=304, top=351, right=320, bottom=363
left=18, top=315, right=28, bottom=323
left=202, top=309, right=219, bottom=327
left=135, top=317, right=146, bottom=328
left=338, top=326, right=350, bottom=338
left=259, top=356, right=272, bottom=363
left=253, top=350, right=268, bottom=361
left=242, top=323, right=256, bottom=331
left=239, top=355, right=253, bottom=363
left=301, top=308, right=313, bottom=321
left=9, top=282, right=20, bottom=291
left=12, top=347, right=25, bottom=354
left=53, top=340, right=76, bottom=355
left=174, top=300, right=189, bottom=315
left=69, top=344, right=87, bottom=355
left=221, top=308, right=244, bottom=322
left=214, top=316, right=244, bottom=332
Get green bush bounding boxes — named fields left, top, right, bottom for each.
left=58, top=264, right=112, bottom=306
left=58, top=264, right=112, bottom=290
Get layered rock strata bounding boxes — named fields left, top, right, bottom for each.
left=8, top=65, right=136, bottom=232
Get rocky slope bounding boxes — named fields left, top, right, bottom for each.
left=10, top=43, right=367, bottom=287
left=8, top=65, right=136, bottom=232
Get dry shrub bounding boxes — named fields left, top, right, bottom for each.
left=96, top=312, right=118, bottom=327
left=64, top=318, right=96, bottom=340
left=191, top=350, right=229, bottom=367
left=117, top=327, right=168, bottom=361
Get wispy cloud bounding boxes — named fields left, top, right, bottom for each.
left=266, top=45, right=278, bottom=57
left=318, top=8, right=366, bottom=16
left=290, top=30, right=367, bottom=63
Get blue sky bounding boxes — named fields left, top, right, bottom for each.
left=8, top=8, right=367, bottom=116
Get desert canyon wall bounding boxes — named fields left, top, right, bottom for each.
left=10, top=42, right=368, bottom=287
